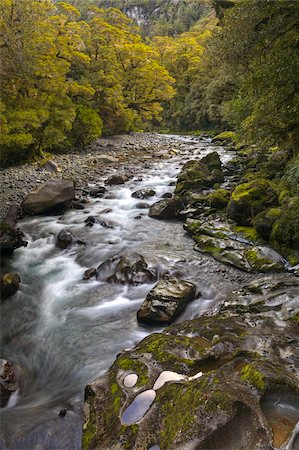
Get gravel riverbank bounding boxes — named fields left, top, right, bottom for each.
left=0, top=133, right=182, bottom=221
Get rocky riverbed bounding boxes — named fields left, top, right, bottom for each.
left=0, top=133, right=298, bottom=450
left=0, top=133, right=183, bottom=221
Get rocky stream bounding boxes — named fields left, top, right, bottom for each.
left=0, top=134, right=298, bottom=450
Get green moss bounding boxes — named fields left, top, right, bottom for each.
left=158, top=375, right=232, bottom=448
left=289, top=311, right=299, bottom=324
left=234, top=226, right=259, bottom=242
left=82, top=421, right=96, bottom=450
left=213, top=131, right=237, bottom=143
left=208, top=189, right=231, bottom=209
left=117, top=356, right=149, bottom=386
left=120, top=424, right=139, bottom=449
left=240, top=364, right=265, bottom=391
left=245, top=248, right=284, bottom=272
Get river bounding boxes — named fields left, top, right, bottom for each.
left=0, top=135, right=252, bottom=449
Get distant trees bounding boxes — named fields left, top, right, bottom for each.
left=0, top=1, right=175, bottom=166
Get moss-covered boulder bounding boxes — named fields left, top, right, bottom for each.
left=252, top=207, right=281, bottom=241
left=270, top=196, right=299, bottom=250
left=184, top=219, right=286, bottom=272
left=82, top=313, right=298, bottom=450
left=227, top=179, right=278, bottom=226
left=175, top=155, right=224, bottom=197
left=137, top=277, right=196, bottom=325
left=0, top=273, right=20, bottom=301
left=207, top=188, right=231, bottom=209
left=211, top=131, right=237, bottom=145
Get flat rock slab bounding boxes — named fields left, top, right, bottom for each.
left=22, top=179, right=75, bottom=214
left=137, top=277, right=196, bottom=324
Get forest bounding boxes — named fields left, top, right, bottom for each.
left=1, top=0, right=298, bottom=168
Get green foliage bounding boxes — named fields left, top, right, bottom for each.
left=0, top=1, right=175, bottom=166
left=71, top=105, right=103, bottom=146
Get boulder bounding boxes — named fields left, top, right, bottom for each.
left=252, top=208, right=281, bottom=241
left=56, top=229, right=74, bottom=249
left=22, top=179, right=75, bottom=215
left=175, top=159, right=224, bottom=196
left=40, top=159, right=60, bottom=173
left=84, top=216, right=114, bottom=228
left=96, top=254, right=156, bottom=285
left=82, top=312, right=298, bottom=450
left=227, top=179, right=278, bottom=226
left=185, top=219, right=286, bottom=272
left=137, top=277, right=196, bottom=325
left=200, top=151, right=222, bottom=171
left=0, top=273, right=20, bottom=301
left=0, top=223, right=27, bottom=255
left=211, top=131, right=237, bottom=145
left=0, top=359, right=18, bottom=407
left=105, top=175, right=129, bottom=186
left=132, top=189, right=156, bottom=199
left=83, top=268, right=97, bottom=280
left=149, top=198, right=183, bottom=220
left=270, top=196, right=299, bottom=250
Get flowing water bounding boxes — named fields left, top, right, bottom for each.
left=0, top=135, right=248, bottom=449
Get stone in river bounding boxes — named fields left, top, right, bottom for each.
left=137, top=277, right=196, bottom=324
left=56, top=229, right=74, bottom=250
left=22, top=179, right=75, bottom=215
left=132, top=189, right=156, bottom=199
left=0, top=273, right=20, bottom=301
left=148, top=198, right=183, bottom=220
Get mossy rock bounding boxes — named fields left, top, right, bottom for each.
left=211, top=131, right=237, bottom=145
left=270, top=196, right=299, bottom=250
left=200, top=151, right=222, bottom=171
left=82, top=314, right=298, bottom=449
left=207, top=188, right=231, bottom=209
left=252, top=207, right=282, bottom=241
left=175, top=159, right=224, bottom=197
left=227, top=179, right=278, bottom=226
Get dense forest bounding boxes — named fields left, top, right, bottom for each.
left=1, top=0, right=298, bottom=169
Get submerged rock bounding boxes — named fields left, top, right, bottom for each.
left=0, top=222, right=27, bottom=255
left=96, top=254, right=156, bottom=285
left=105, top=174, right=129, bottom=186
left=0, top=359, right=18, bottom=407
left=149, top=198, right=183, bottom=220
left=0, top=273, right=20, bottom=301
left=22, top=179, right=75, bottom=215
left=132, top=189, right=156, bottom=199
left=137, top=277, right=196, bottom=325
left=82, top=312, right=298, bottom=450
left=56, top=229, right=74, bottom=249
left=227, top=179, right=278, bottom=226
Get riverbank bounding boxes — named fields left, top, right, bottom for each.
left=0, top=133, right=184, bottom=221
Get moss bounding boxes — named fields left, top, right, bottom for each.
left=227, top=179, right=278, bottom=226
left=117, top=356, right=148, bottom=386
left=245, top=248, right=284, bottom=272
left=240, top=364, right=265, bottom=391
left=82, top=421, right=97, bottom=450
left=212, top=131, right=237, bottom=143
left=289, top=311, right=299, bottom=324
left=234, top=226, right=259, bottom=242
left=158, top=375, right=232, bottom=448
left=120, top=424, right=139, bottom=449
left=208, top=189, right=231, bottom=209
left=270, top=196, right=299, bottom=250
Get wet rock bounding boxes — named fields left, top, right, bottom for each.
left=0, top=359, right=18, bottom=407
left=0, top=222, right=27, bottom=255
left=71, top=201, right=85, bottom=210
left=227, top=179, right=278, bottom=226
left=137, top=277, right=196, bottom=325
left=161, top=192, right=172, bottom=199
left=83, top=268, right=97, bottom=280
left=22, top=179, right=75, bottom=215
left=96, top=254, right=156, bottom=285
left=105, top=174, right=129, bottom=186
left=200, top=151, right=222, bottom=171
left=0, top=273, right=20, bottom=301
left=136, top=202, right=150, bottom=209
left=149, top=198, right=183, bottom=220
left=56, top=229, right=74, bottom=250
left=84, top=216, right=114, bottom=228
left=175, top=158, right=224, bottom=197
left=252, top=207, right=281, bottom=241
left=88, top=186, right=106, bottom=198
left=82, top=312, right=298, bottom=450
left=185, top=219, right=286, bottom=272
left=132, top=189, right=155, bottom=199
